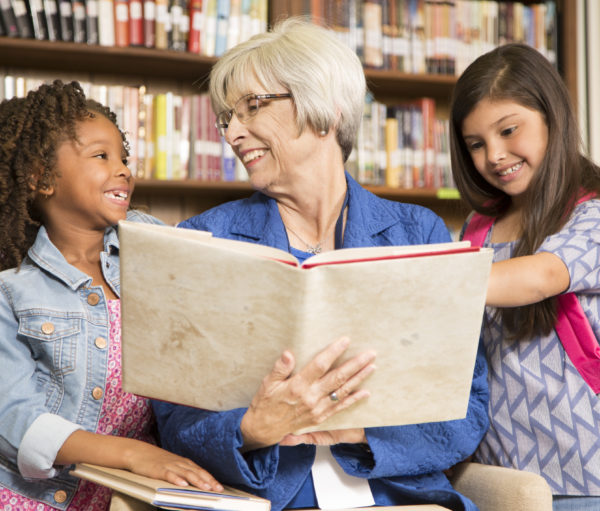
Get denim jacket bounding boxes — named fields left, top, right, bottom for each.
left=0, top=210, right=161, bottom=509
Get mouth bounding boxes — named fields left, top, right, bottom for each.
left=242, top=149, right=267, bottom=165
left=497, top=161, right=523, bottom=176
left=104, top=190, right=129, bottom=202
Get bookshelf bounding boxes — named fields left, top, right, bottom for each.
left=0, top=1, right=574, bottom=231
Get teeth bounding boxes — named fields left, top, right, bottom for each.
left=499, top=161, right=523, bottom=176
left=242, top=149, right=266, bottom=164
left=105, top=191, right=128, bottom=201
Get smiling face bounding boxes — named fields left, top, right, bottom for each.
left=38, top=112, right=133, bottom=231
left=222, top=77, right=324, bottom=194
left=461, top=98, right=549, bottom=203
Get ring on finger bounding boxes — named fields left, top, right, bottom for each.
left=329, top=391, right=340, bottom=402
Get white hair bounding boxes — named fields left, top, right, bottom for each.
left=208, top=17, right=366, bottom=162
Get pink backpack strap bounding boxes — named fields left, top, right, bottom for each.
left=463, top=198, right=600, bottom=394
left=462, top=212, right=494, bottom=247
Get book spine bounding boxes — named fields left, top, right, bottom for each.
left=227, top=0, right=241, bottom=50
left=154, top=93, right=168, bottom=179
left=0, top=0, right=20, bottom=37
left=202, top=0, right=217, bottom=57
left=169, top=0, right=188, bottom=51
left=85, top=0, right=100, bottom=43
left=114, top=0, right=130, bottom=46
left=27, top=0, right=48, bottom=39
left=385, top=111, right=400, bottom=187
left=143, top=0, right=155, bottom=47
left=13, top=0, right=34, bottom=37
left=98, top=0, right=115, bottom=45
left=129, top=0, right=143, bottom=45
left=57, top=0, right=74, bottom=40
left=42, top=0, right=60, bottom=39
left=154, top=0, right=168, bottom=49
left=72, top=0, right=87, bottom=42
left=363, top=0, right=383, bottom=69
left=187, top=0, right=203, bottom=53
left=214, top=0, right=229, bottom=56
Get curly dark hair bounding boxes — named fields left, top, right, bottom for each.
left=0, top=80, right=128, bottom=271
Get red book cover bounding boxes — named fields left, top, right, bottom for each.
left=188, top=0, right=203, bottom=53
left=114, top=0, right=130, bottom=46
left=129, top=0, right=143, bottom=45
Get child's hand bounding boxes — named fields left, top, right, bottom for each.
left=124, top=441, right=224, bottom=492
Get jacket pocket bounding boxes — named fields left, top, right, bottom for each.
left=18, top=314, right=81, bottom=377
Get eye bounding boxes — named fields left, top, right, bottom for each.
left=500, top=126, right=517, bottom=137
left=122, top=158, right=129, bottom=166
left=466, top=140, right=483, bottom=151
left=94, top=152, right=107, bottom=159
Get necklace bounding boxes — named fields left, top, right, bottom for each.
left=285, top=224, right=334, bottom=254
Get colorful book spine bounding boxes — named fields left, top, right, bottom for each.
left=187, top=0, right=203, bottom=53
left=129, top=0, right=144, bottom=45
left=114, top=0, right=130, bottom=46
left=143, top=0, right=156, bottom=47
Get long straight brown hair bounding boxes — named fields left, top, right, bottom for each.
left=449, top=44, right=600, bottom=340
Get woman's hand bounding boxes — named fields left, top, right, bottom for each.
left=280, top=428, right=367, bottom=446
left=240, top=337, right=375, bottom=450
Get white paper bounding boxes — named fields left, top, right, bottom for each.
left=311, top=446, right=375, bottom=510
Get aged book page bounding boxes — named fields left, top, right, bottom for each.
left=119, top=221, right=493, bottom=432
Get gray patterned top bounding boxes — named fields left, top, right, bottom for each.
left=472, top=199, right=600, bottom=496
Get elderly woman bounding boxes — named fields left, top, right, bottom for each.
left=153, top=18, right=488, bottom=511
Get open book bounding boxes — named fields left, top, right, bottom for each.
left=119, top=221, right=493, bottom=432
left=70, top=463, right=270, bottom=510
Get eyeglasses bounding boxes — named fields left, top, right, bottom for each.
left=215, top=93, right=292, bottom=136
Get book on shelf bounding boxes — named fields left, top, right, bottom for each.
left=13, top=0, right=33, bottom=38
left=169, top=0, right=189, bottom=51
left=57, top=0, right=74, bottom=40
left=128, top=0, right=143, bottom=45
left=154, top=0, right=169, bottom=48
left=120, top=220, right=493, bottom=433
left=143, top=0, right=156, bottom=46
left=85, top=0, right=100, bottom=44
left=114, top=0, right=130, bottom=46
left=70, top=463, right=271, bottom=511
left=187, top=0, right=203, bottom=53
left=72, top=0, right=87, bottom=43
left=26, top=0, right=48, bottom=39
left=98, top=0, right=115, bottom=45
left=42, top=0, right=60, bottom=40
left=0, top=0, right=19, bottom=37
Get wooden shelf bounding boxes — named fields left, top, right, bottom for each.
left=133, top=178, right=459, bottom=201
left=0, top=37, right=456, bottom=98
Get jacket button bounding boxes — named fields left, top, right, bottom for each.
left=41, top=322, right=55, bottom=335
left=87, top=293, right=100, bottom=306
left=54, top=490, right=67, bottom=503
left=92, top=387, right=103, bottom=400
left=94, top=337, right=107, bottom=349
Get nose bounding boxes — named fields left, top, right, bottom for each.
left=117, top=158, right=132, bottom=179
left=486, top=139, right=506, bottom=165
left=224, top=113, right=247, bottom=146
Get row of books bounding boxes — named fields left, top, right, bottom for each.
left=306, top=0, right=557, bottom=74
left=2, top=75, right=452, bottom=190
left=349, top=92, right=452, bottom=189
left=0, top=0, right=268, bottom=56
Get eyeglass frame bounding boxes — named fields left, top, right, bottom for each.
left=215, top=93, right=293, bottom=137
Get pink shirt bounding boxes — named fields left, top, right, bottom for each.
left=0, top=299, right=154, bottom=510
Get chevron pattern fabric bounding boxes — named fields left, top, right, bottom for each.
left=473, top=209, right=600, bottom=495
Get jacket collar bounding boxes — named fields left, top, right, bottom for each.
left=27, top=224, right=119, bottom=290
left=227, top=172, right=399, bottom=249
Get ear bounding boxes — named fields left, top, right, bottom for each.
left=28, top=171, right=54, bottom=197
